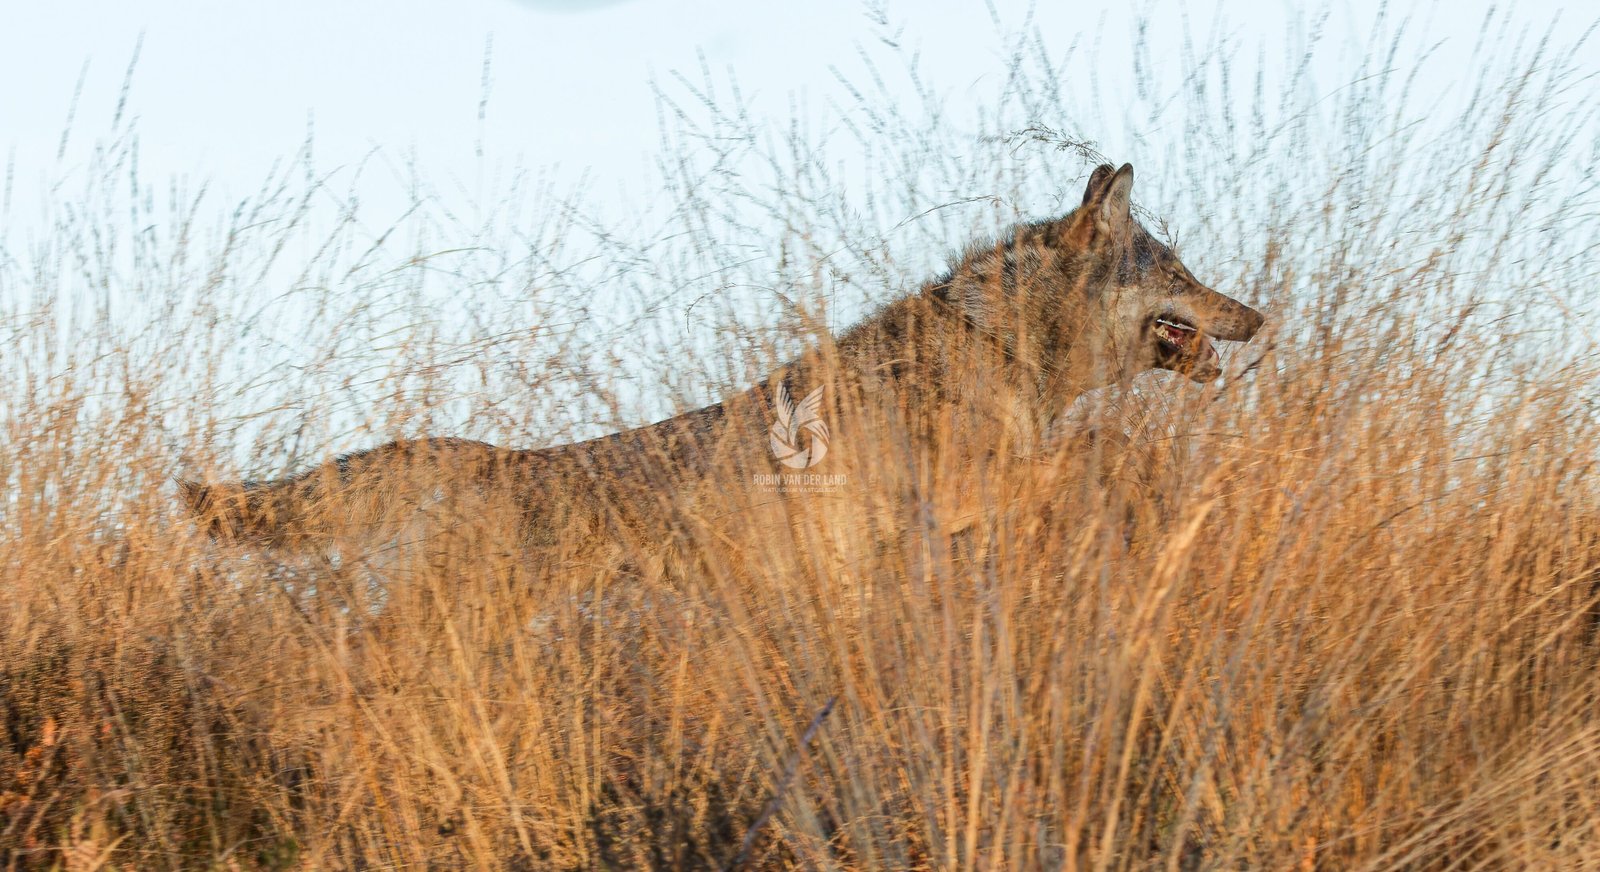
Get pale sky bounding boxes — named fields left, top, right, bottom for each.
left=3, top=0, right=1586, bottom=231
left=1, top=0, right=1593, bottom=456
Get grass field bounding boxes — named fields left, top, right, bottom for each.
left=4, top=12, right=1600, bottom=870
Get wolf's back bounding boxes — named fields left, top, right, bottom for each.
left=178, top=477, right=307, bottom=545
left=178, top=437, right=516, bottom=547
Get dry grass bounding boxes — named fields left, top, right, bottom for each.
left=4, top=9, right=1600, bottom=870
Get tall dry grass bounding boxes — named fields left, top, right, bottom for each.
left=5, top=8, right=1600, bottom=870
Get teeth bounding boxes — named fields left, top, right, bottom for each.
left=1155, top=318, right=1201, bottom=349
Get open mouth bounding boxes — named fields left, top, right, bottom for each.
left=1153, top=316, right=1200, bottom=351
left=1151, top=314, right=1222, bottom=380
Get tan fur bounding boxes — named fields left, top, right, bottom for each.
left=179, top=163, right=1265, bottom=554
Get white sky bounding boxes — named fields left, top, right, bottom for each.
left=2, top=0, right=1587, bottom=231
left=0, top=0, right=1593, bottom=460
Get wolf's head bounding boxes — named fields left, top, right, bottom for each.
left=1053, top=163, right=1264, bottom=383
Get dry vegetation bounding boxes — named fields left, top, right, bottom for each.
left=4, top=10, right=1600, bottom=871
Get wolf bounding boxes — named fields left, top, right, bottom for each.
left=179, top=163, right=1264, bottom=557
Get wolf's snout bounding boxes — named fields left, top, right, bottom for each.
left=1203, top=297, right=1265, bottom=343
left=1236, top=305, right=1266, bottom=341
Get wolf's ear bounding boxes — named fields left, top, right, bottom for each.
left=1081, top=163, right=1117, bottom=206
left=1065, top=162, right=1135, bottom=249
left=1095, top=163, right=1134, bottom=235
